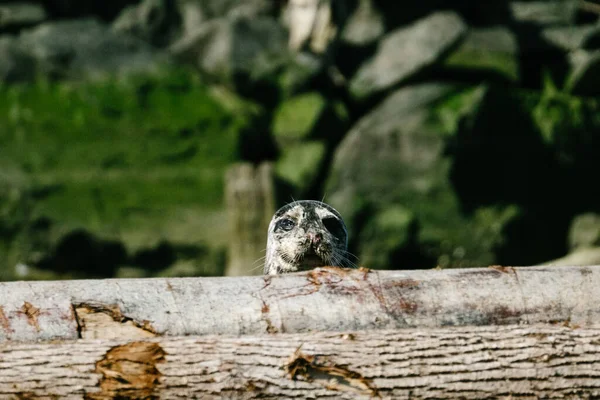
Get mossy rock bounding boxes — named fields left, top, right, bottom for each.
left=272, top=92, right=327, bottom=146
left=275, top=141, right=327, bottom=196
left=442, top=26, right=519, bottom=83
left=0, top=67, right=252, bottom=277
left=358, top=206, right=415, bottom=270
left=327, top=83, right=536, bottom=269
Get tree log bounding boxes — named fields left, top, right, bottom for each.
left=1, top=325, right=600, bottom=399
left=1, top=265, right=599, bottom=342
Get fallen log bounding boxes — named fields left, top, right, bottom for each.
left=0, top=265, right=599, bottom=341
left=1, top=325, right=599, bottom=399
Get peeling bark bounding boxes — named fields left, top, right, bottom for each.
left=1, top=265, right=600, bottom=341
left=1, top=325, right=600, bottom=399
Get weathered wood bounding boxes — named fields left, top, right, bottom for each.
left=1, top=325, right=600, bottom=399
left=224, top=162, right=275, bottom=276
left=1, top=265, right=600, bottom=342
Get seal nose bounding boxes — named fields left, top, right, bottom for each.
left=307, top=232, right=322, bottom=245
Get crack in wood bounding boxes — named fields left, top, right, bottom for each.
left=74, top=303, right=158, bottom=340
left=0, top=306, right=12, bottom=335
left=85, top=341, right=165, bottom=399
left=285, top=347, right=380, bottom=397
left=19, top=302, right=41, bottom=332
left=260, top=299, right=279, bottom=334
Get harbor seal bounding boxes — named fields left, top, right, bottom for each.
left=264, top=200, right=352, bottom=275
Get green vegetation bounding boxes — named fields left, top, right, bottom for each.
left=272, top=92, right=326, bottom=142
left=0, top=68, right=253, bottom=276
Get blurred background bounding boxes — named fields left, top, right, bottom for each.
left=2, top=0, right=600, bottom=281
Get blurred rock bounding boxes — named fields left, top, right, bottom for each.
left=565, top=49, right=600, bottom=96
left=272, top=92, right=328, bottom=146
left=272, top=91, right=348, bottom=196
left=169, top=16, right=286, bottom=82
left=0, top=2, right=47, bottom=32
left=327, top=83, right=520, bottom=268
left=112, top=0, right=180, bottom=47
left=509, top=1, right=578, bottom=26
left=113, top=0, right=274, bottom=48
left=179, top=0, right=274, bottom=23
left=541, top=247, right=600, bottom=266
left=539, top=213, right=600, bottom=266
left=340, top=0, right=384, bottom=47
left=19, top=18, right=169, bottom=79
left=350, top=11, right=467, bottom=100
left=357, top=206, right=415, bottom=270
left=569, top=213, right=600, bottom=250
left=0, top=36, right=35, bottom=82
left=443, top=26, right=519, bottom=83
left=276, top=52, right=325, bottom=96
left=541, top=25, right=600, bottom=51
left=284, top=0, right=345, bottom=54
left=41, top=0, right=138, bottom=21
left=275, top=140, right=327, bottom=196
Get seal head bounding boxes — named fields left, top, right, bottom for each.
left=264, top=200, right=349, bottom=275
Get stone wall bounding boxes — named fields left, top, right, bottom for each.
left=1, top=0, right=600, bottom=278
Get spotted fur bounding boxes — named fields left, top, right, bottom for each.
left=264, top=200, right=351, bottom=275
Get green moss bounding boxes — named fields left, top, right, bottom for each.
left=272, top=92, right=326, bottom=142
left=534, top=76, right=597, bottom=141
left=0, top=67, right=249, bottom=258
left=275, top=141, right=326, bottom=193
left=444, top=50, right=519, bottom=82
left=432, top=85, right=486, bottom=136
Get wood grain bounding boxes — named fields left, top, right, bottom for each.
left=1, top=325, right=599, bottom=399
left=1, top=265, right=600, bottom=341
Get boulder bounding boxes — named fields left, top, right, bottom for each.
left=569, top=213, right=600, bottom=250
left=284, top=0, right=345, bottom=54
left=0, top=36, right=35, bottom=82
left=275, top=141, right=327, bottom=196
left=540, top=213, right=600, bottom=266
left=509, top=1, right=578, bottom=26
left=349, top=11, right=467, bottom=100
left=169, top=16, right=287, bottom=82
left=327, top=83, right=523, bottom=268
left=112, top=0, right=181, bottom=47
left=0, top=2, right=47, bottom=32
left=18, top=19, right=168, bottom=80
left=340, top=0, right=384, bottom=47
left=271, top=91, right=348, bottom=196
left=272, top=92, right=328, bottom=146
left=541, top=25, right=600, bottom=51
left=442, top=26, right=519, bottom=83
left=565, top=49, right=600, bottom=96
left=113, top=0, right=274, bottom=48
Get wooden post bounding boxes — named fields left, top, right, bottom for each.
left=224, top=162, right=275, bottom=276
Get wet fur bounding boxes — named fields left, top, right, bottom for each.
left=264, top=200, right=350, bottom=275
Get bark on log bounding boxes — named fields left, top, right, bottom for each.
left=1, top=265, right=600, bottom=342
left=224, top=162, right=275, bottom=276
left=1, top=325, right=600, bottom=399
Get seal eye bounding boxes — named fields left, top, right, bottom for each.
left=275, top=218, right=295, bottom=232
left=322, top=217, right=345, bottom=239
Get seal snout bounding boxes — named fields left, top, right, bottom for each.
left=307, top=231, right=322, bottom=245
